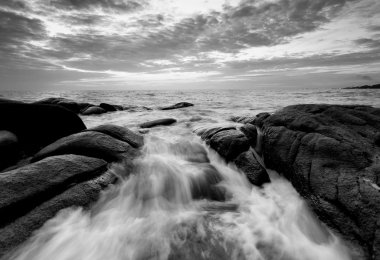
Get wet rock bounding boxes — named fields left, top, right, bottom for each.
left=99, top=103, right=117, bottom=112
left=34, top=97, right=94, bottom=114
left=233, top=149, right=269, bottom=186
left=208, top=129, right=250, bottom=162
left=261, top=104, right=380, bottom=259
left=239, top=123, right=257, bottom=148
left=32, top=131, right=138, bottom=163
left=230, top=116, right=255, bottom=124
left=0, top=154, right=107, bottom=227
left=170, top=141, right=209, bottom=163
left=139, top=118, right=177, bottom=128
left=81, top=106, right=107, bottom=115
left=0, top=102, right=86, bottom=153
left=87, top=124, right=144, bottom=148
left=160, top=102, right=194, bottom=110
left=0, top=156, right=116, bottom=258
left=0, top=131, right=20, bottom=170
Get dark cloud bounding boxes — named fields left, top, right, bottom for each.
left=368, top=25, right=380, bottom=31
left=0, top=10, right=46, bottom=50
left=50, top=0, right=144, bottom=12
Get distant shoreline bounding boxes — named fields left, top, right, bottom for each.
left=344, top=83, right=380, bottom=89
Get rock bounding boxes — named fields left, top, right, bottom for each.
left=170, top=141, right=210, bottom=163
left=160, top=102, right=194, bottom=110
left=81, top=106, right=107, bottom=115
left=196, top=126, right=236, bottom=140
left=233, top=149, right=269, bottom=186
left=0, top=155, right=118, bottom=258
left=208, top=129, right=250, bottom=162
left=260, top=104, right=380, bottom=259
left=252, top=112, right=271, bottom=127
left=99, top=103, right=117, bottom=112
left=0, top=154, right=107, bottom=227
left=139, top=118, right=177, bottom=128
left=0, top=131, right=20, bottom=170
left=0, top=102, right=86, bottom=153
left=230, top=116, right=255, bottom=124
left=239, top=123, right=257, bottom=148
left=87, top=124, right=144, bottom=148
left=32, top=131, right=138, bottom=163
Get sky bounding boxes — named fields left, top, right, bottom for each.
left=0, top=0, right=379, bottom=90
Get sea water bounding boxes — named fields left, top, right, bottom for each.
left=2, top=88, right=379, bottom=260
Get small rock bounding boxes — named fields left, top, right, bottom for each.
left=99, top=103, right=117, bottom=112
left=81, top=106, right=107, bottom=115
left=234, top=150, right=269, bottom=186
left=161, top=102, right=194, bottom=110
left=139, top=118, right=177, bottom=128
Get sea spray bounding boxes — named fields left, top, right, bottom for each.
left=8, top=135, right=351, bottom=260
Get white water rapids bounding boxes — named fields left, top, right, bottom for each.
left=8, top=133, right=351, bottom=260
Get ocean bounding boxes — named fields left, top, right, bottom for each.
left=2, top=88, right=379, bottom=260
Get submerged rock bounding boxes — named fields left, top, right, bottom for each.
left=139, top=118, right=177, bottom=128
left=32, top=131, right=138, bottom=163
left=0, top=102, right=86, bottom=153
left=259, top=104, right=380, bottom=259
left=87, top=124, right=144, bottom=148
left=160, top=102, right=194, bottom=110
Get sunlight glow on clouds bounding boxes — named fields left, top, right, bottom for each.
left=0, top=0, right=379, bottom=90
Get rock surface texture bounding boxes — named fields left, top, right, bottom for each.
left=140, top=118, right=177, bottom=128
left=258, top=104, right=380, bottom=259
left=0, top=124, right=142, bottom=258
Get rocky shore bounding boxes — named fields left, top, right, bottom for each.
left=0, top=98, right=379, bottom=259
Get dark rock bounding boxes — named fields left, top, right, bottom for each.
left=99, top=103, right=117, bottom=112
left=34, top=98, right=94, bottom=115
left=240, top=123, right=257, bottom=148
left=375, top=133, right=380, bottom=146
left=261, top=104, right=380, bottom=259
left=139, top=118, right=177, bottom=128
left=0, top=131, right=20, bottom=170
left=253, top=112, right=271, bottom=127
left=233, top=149, right=269, bottom=186
left=0, top=154, right=107, bottom=227
left=161, top=102, right=194, bottom=110
left=0, top=155, right=117, bottom=258
left=0, top=102, right=86, bottom=153
left=32, top=131, right=138, bottom=163
left=87, top=124, right=144, bottom=148
left=230, top=116, right=255, bottom=124
left=81, top=106, right=107, bottom=115
left=208, top=129, right=250, bottom=162
left=170, top=141, right=209, bottom=163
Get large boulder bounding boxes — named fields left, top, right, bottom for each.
left=160, top=102, right=194, bottom=110
left=0, top=154, right=107, bottom=227
left=0, top=102, right=86, bottom=153
left=0, top=131, right=20, bottom=171
left=0, top=155, right=116, bottom=258
left=140, top=118, right=177, bottom=128
left=87, top=124, right=144, bottom=148
left=259, top=104, right=380, bottom=259
left=32, top=131, right=138, bottom=163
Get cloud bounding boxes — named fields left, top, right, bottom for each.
left=354, top=38, right=380, bottom=49
left=356, top=75, right=373, bottom=81
left=50, top=0, right=144, bottom=12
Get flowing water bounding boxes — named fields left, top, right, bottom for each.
left=2, top=88, right=379, bottom=260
